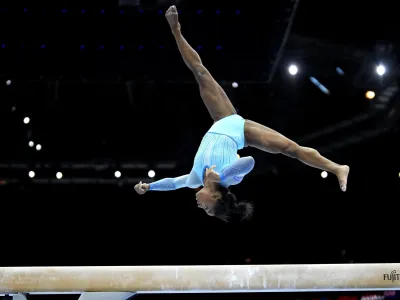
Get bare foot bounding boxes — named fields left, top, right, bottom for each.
left=336, top=165, right=350, bottom=192
left=165, top=5, right=180, bottom=31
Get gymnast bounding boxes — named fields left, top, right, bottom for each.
left=135, top=5, right=350, bottom=221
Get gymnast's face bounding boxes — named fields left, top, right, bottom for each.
left=196, top=187, right=220, bottom=216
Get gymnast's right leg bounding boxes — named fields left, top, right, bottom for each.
left=165, top=6, right=236, bottom=121
left=245, top=120, right=350, bottom=191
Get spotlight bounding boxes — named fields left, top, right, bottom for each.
left=376, top=65, right=385, bottom=76
left=288, top=65, right=298, bottom=75
left=365, top=91, right=375, bottom=100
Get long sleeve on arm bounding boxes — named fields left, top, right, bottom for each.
left=149, top=170, right=201, bottom=191
left=219, top=156, right=255, bottom=187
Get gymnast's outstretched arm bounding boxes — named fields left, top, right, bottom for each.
left=134, top=171, right=201, bottom=194
left=149, top=175, right=189, bottom=191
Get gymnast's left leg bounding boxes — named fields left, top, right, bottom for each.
left=244, top=120, right=349, bottom=191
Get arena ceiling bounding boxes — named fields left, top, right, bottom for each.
left=0, top=0, right=398, bottom=184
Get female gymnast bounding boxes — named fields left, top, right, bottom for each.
left=134, top=5, right=350, bottom=221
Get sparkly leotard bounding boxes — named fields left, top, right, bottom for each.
left=149, top=115, right=254, bottom=191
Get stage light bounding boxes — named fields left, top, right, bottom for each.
left=235, top=10, right=240, bottom=15
left=120, top=45, right=124, bottom=50
left=6, top=80, right=11, bottom=86
left=216, top=10, right=220, bottom=14
left=197, top=10, right=202, bottom=14
left=232, top=82, right=238, bottom=88
left=336, top=67, right=344, bottom=75
left=310, top=76, right=330, bottom=95
left=216, top=45, right=222, bottom=50
left=40, top=44, right=46, bottom=49
left=376, top=64, right=385, bottom=76
left=80, top=45, right=85, bottom=49
left=56, top=172, right=63, bottom=179
left=28, top=141, right=34, bottom=147
left=23, top=8, right=28, bottom=12
left=61, top=9, right=66, bottom=13
left=148, top=170, right=155, bottom=178
left=23, top=117, right=30, bottom=124
left=81, top=9, right=86, bottom=14
left=365, top=91, right=375, bottom=100
left=139, top=45, right=144, bottom=50
left=197, top=46, right=202, bottom=50
left=119, top=9, right=124, bottom=14
left=36, top=144, right=42, bottom=151
left=114, top=171, right=121, bottom=178
left=100, top=9, right=105, bottom=14
left=288, top=64, right=298, bottom=75
left=321, top=171, right=328, bottom=178
left=158, top=10, right=163, bottom=14
left=99, top=45, right=104, bottom=50
left=29, top=171, right=35, bottom=178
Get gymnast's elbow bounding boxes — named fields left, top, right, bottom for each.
left=245, top=156, right=255, bottom=170
left=187, top=182, right=200, bottom=189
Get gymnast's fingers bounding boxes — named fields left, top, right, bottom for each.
left=134, top=183, right=143, bottom=194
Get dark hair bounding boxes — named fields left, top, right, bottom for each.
left=213, top=184, right=253, bottom=222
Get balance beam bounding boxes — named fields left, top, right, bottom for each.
left=0, top=264, right=399, bottom=293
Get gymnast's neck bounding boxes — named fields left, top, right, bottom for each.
left=203, top=176, right=217, bottom=191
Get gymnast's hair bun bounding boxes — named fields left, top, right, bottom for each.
left=235, top=201, right=254, bottom=220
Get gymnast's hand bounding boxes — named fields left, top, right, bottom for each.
left=134, top=181, right=150, bottom=195
left=165, top=5, right=180, bottom=31
left=206, top=165, right=221, bottom=183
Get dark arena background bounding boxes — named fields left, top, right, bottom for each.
left=0, top=0, right=399, bottom=299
